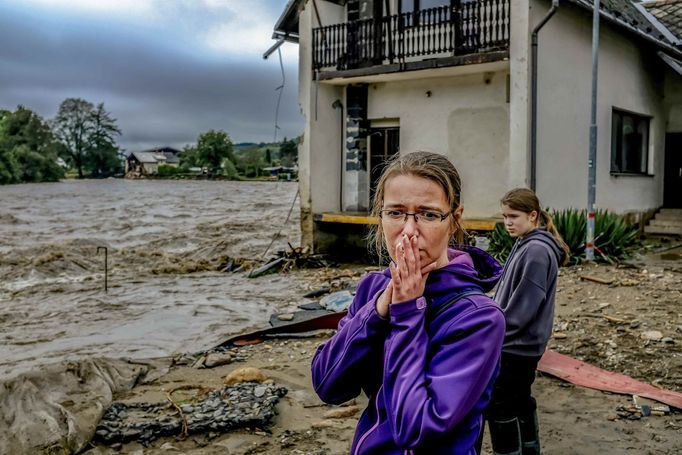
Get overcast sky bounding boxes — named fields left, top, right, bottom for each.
left=0, top=0, right=302, bottom=151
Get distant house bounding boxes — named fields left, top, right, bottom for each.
left=124, top=147, right=183, bottom=177
left=263, top=165, right=299, bottom=179
left=143, top=147, right=182, bottom=167
left=126, top=152, right=160, bottom=176
left=271, top=0, right=682, bottom=256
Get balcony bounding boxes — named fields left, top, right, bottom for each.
left=312, top=0, right=510, bottom=76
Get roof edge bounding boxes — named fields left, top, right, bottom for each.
left=636, top=1, right=681, bottom=46
left=567, top=0, right=682, bottom=60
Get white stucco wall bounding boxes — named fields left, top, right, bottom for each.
left=533, top=1, right=666, bottom=214
left=298, top=1, right=346, bottom=218
left=367, top=72, right=510, bottom=217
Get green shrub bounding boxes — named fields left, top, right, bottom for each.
left=488, top=209, right=639, bottom=265
left=157, top=164, right=183, bottom=177
left=487, top=223, right=514, bottom=263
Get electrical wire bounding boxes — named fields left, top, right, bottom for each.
left=273, top=46, right=285, bottom=142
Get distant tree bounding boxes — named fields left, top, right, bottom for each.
left=0, top=106, right=64, bottom=184
left=52, top=98, right=122, bottom=178
left=279, top=137, right=298, bottom=167
left=265, top=148, right=272, bottom=165
left=195, top=130, right=236, bottom=175
left=85, top=103, right=122, bottom=177
left=52, top=98, right=94, bottom=178
left=242, top=147, right=265, bottom=177
left=179, top=145, right=200, bottom=170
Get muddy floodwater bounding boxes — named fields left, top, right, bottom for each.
left=0, top=179, right=304, bottom=380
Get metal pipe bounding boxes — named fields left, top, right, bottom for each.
left=530, top=0, right=560, bottom=191
left=97, top=246, right=108, bottom=292
left=586, top=0, right=600, bottom=261
left=332, top=99, right=344, bottom=211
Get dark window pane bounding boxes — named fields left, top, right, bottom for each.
left=610, top=109, right=649, bottom=174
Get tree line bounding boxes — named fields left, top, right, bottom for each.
left=1, top=97, right=299, bottom=184
left=0, top=98, right=122, bottom=184
left=174, top=133, right=298, bottom=179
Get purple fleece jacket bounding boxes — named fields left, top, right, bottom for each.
left=311, top=247, right=505, bottom=454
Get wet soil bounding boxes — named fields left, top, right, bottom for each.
left=84, top=247, right=681, bottom=455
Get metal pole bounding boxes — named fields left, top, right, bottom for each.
left=530, top=0, right=560, bottom=191
left=97, top=246, right=108, bottom=292
left=586, top=0, right=600, bottom=261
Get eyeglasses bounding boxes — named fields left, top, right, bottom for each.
left=379, top=209, right=451, bottom=225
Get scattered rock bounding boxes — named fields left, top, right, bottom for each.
left=323, top=405, right=361, bottom=419
left=311, top=420, right=335, bottom=429
left=641, top=331, right=663, bottom=341
left=205, top=352, right=233, bottom=368
left=224, top=367, right=268, bottom=386
left=277, top=313, right=295, bottom=321
left=94, top=383, right=287, bottom=445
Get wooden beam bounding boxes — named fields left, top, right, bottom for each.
left=314, top=213, right=500, bottom=231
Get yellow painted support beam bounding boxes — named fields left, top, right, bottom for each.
left=315, top=213, right=500, bottom=231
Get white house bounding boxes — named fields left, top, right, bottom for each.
left=272, top=0, right=682, bottom=256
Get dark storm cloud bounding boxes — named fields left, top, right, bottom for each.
left=0, top=1, right=302, bottom=151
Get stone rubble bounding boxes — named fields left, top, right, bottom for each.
left=94, top=382, right=287, bottom=445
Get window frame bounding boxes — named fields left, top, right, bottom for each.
left=610, top=108, right=652, bottom=176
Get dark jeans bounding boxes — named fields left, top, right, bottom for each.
left=479, top=352, right=542, bottom=455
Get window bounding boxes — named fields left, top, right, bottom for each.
left=400, top=0, right=450, bottom=25
left=401, top=0, right=447, bottom=12
left=610, top=109, right=650, bottom=175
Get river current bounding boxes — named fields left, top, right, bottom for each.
left=0, top=179, right=305, bottom=380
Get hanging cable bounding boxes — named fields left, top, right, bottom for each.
left=273, top=46, right=285, bottom=142
left=261, top=188, right=300, bottom=259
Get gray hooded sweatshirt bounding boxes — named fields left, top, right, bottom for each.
left=494, top=227, right=565, bottom=356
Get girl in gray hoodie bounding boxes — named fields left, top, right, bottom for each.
left=483, top=188, right=569, bottom=455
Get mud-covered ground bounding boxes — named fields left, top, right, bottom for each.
left=83, top=246, right=681, bottom=455
left=1, top=180, right=681, bottom=454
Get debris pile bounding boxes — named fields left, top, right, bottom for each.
left=94, top=382, right=287, bottom=445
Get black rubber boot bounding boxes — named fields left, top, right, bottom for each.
left=519, top=409, right=540, bottom=455
left=489, top=417, right=522, bottom=455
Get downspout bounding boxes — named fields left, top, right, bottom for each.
left=530, top=0, right=559, bottom=191
left=332, top=99, right=344, bottom=211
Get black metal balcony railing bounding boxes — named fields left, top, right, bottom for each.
left=312, top=0, right=510, bottom=71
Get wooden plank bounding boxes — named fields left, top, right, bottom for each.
left=538, top=350, right=682, bottom=409
left=317, top=213, right=379, bottom=225
left=462, top=219, right=500, bottom=231
left=315, top=212, right=500, bottom=231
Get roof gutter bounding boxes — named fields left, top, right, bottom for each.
left=530, top=0, right=560, bottom=191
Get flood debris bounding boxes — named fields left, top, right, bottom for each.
left=579, top=275, right=615, bottom=285
left=248, top=245, right=330, bottom=278
left=94, top=382, right=287, bottom=445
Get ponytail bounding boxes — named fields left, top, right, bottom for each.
left=538, top=209, right=570, bottom=266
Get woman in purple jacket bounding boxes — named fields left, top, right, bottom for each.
left=311, top=151, right=506, bottom=454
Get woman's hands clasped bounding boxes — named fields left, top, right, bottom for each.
left=376, top=234, right=438, bottom=318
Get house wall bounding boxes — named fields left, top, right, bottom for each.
left=665, top=68, right=682, bottom=132
left=533, top=0, right=666, bottom=214
left=298, top=1, right=345, bottom=247
left=366, top=72, right=510, bottom=217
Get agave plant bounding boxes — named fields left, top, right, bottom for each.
left=487, top=222, right=514, bottom=263
left=488, top=208, right=639, bottom=265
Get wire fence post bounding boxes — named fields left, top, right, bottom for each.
left=97, top=246, right=108, bottom=292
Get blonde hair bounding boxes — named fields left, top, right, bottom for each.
left=501, top=188, right=570, bottom=265
left=369, top=151, right=464, bottom=261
